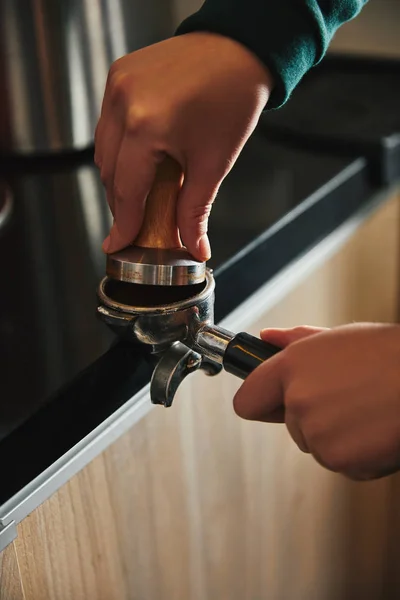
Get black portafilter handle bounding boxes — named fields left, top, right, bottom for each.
left=222, top=332, right=281, bottom=379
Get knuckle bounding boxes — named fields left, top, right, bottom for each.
left=284, top=375, right=312, bottom=419
left=94, top=153, right=102, bottom=169
left=100, top=168, right=111, bottom=186
left=293, top=326, right=310, bottom=336
left=107, top=59, right=123, bottom=83
left=113, top=183, right=125, bottom=203
left=188, top=202, right=213, bottom=222
left=108, top=69, right=129, bottom=105
left=303, top=424, right=350, bottom=474
left=185, top=204, right=212, bottom=236
left=315, top=444, right=348, bottom=474
left=125, top=105, right=154, bottom=135
left=286, top=390, right=308, bottom=418
left=280, top=346, right=297, bottom=385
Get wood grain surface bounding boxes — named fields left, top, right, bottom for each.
left=135, top=156, right=183, bottom=250
left=0, top=542, right=25, bottom=600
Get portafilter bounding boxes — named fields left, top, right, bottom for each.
left=97, top=157, right=281, bottom=406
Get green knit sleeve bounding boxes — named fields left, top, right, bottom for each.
left=175, top=0, right=368, bottom=109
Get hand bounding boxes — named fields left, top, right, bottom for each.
left=233, top=323, right=400, bottom=480
left=94, top=33, right=273, bottom=260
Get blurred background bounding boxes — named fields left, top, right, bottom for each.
left=1, top=2, right=400, bottom=599
left=1, top=0, right=399, bottom=156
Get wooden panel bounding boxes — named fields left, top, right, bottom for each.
left=15, top=457, right=129, bottom=600
left=102, top=408, right=194, bottom=600
left=258, top=190, right=400, bottom=329
left=13, top=193, right=400, bottom=599
left=0, top=541, right=25, bottom=600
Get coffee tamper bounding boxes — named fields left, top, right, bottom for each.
left=105, top=157, right=206, bottom=287
left=97, top=157, right=281, bottom=407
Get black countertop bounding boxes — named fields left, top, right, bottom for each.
left=0, top=54, right=398, bottom=511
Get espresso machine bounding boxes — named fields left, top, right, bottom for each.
left=0, top=0, right=176, bottom=155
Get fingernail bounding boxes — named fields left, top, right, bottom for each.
left=198, top=234, right=211, bottom=262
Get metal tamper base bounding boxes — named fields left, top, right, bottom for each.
left=106, top=246, right=206, bottom=286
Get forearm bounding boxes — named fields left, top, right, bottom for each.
left=176, top=0, right=368, bottom=108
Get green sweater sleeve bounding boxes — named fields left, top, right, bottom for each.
left=175, top=0, right=368, bottom=109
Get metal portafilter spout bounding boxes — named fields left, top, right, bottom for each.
left=97, top=157, right=281, bottom=407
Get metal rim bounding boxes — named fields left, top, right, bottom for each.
left=97, top=269, right=215, bottom=316
left=106, top=247, right=206, bottom=286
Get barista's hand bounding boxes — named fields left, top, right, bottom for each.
left=234, top=323, right=400, bottom=480
left=94, top=33, right=273, bottom=260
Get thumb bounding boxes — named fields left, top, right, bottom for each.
left=177, top=166, right=221, bottom=262
left=102, top=221, right=126, bottom=254
left=260, top=326, right=328, bottom=348
left=233, top=352, right=286, bottom=423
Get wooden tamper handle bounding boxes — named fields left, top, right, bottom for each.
left=105, top=156, right=206, bottom=285
left=134, top=156, right=184, bottom=250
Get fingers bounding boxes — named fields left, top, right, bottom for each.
left=176, top=164, right=221, bottom=262
left=94, top=88, right=124, bottom=218
left=233, top=352, right=285, bottom=423
left=234, top=326, right=327, bottom=443
left=103, top=136, right=159, bottom=253
left=97, top=122, right=124, bottom=216
left=233, top=343, right=310, bottom=452
left=102, top=221, right=127, bottom=254
left=285, top=411, right=310, bottom=453
left=260, top=326, right=328, bottom=348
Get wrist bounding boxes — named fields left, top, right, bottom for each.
left=182, top=31, right=275, bottom=106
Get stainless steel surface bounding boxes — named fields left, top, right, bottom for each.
left=150, top=342, right=223, bottom=406
left=0, top=0, right=175, bottom=154
left=0, top=520, right=17, bottom=553
left=194, top=324, right=234, bottom=364
left=106, top=246, right=206, bottom=286
left=97, top=269, right=235, bottom=406
left=0, top=187, right=13, bottom=232
left=97, top=269, right=215, bottom=348
left=150, top=342, right=203, bottom=406
left=151, top=342, right=223, bottom=406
